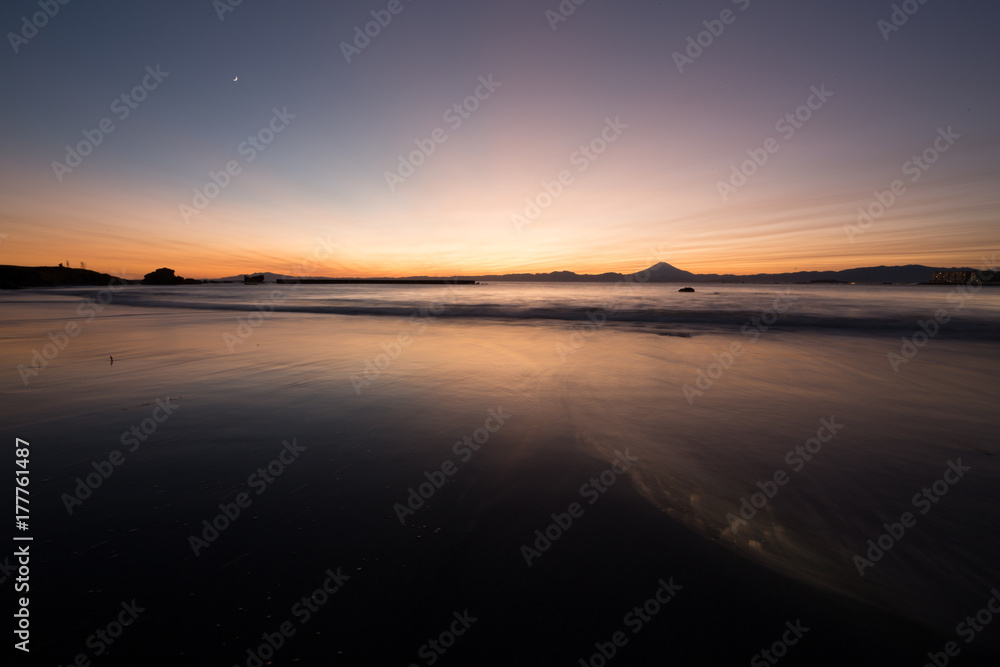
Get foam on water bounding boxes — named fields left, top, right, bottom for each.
left=16, top=282, right=1000, bottom=339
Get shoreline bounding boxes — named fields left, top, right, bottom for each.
left=3, top=298, right=997, bottom=665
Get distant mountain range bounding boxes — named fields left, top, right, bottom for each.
left=218, top=262, right=976, bottom=285
left=0, top=262, right=980, bottom=290
left=618, top=262, right=975, bottom=285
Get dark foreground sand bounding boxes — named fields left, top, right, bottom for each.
left=26, top=438, right=997, bottom=666
left=3, top=295, right=997, bottom=665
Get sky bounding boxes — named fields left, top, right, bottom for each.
left=1, top=0, right=998, bottom=279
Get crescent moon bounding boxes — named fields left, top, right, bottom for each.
left=233, top=76, right=238, bottom=82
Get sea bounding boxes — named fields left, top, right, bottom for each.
left=2, top=281, right=998, bottom=665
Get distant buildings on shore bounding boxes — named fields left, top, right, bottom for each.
left=931, top=270, right=976, bottom=284
left=929, top=270, right=999, bottom=286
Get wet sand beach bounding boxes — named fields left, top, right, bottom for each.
left=3, top=287, right=998, bottom=665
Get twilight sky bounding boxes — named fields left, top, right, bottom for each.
left=1, top=0, right=998, bottom=278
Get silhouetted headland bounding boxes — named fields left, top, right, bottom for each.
left=0, top=264, right=132, bottom=290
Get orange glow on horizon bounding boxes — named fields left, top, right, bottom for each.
left=1, top=157, right=995, bottom=280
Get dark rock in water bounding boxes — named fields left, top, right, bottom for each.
left=678, top=287, right=695, bottom=292
left=142, top=267, right=201, bottom=285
